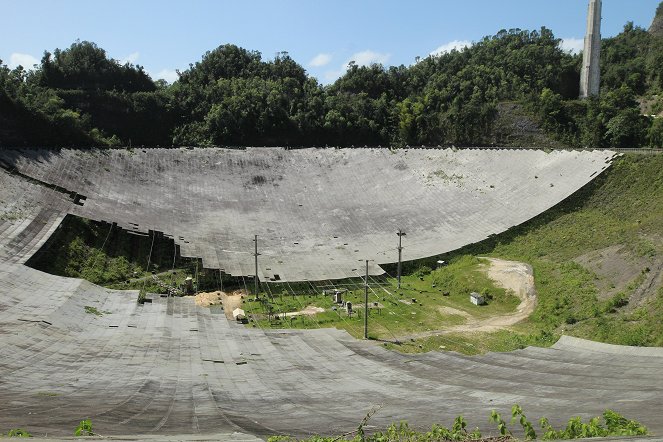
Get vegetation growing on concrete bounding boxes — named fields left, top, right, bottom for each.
left=27, top=215, right=238, bottom=295
left=268, top=406, right=647, bottom=442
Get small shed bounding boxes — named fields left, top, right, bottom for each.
left=232, top=308, right=246, bottom=321
left=323, top=289, right=347, bottom=304
left=470, top=292, right=485, bottom=306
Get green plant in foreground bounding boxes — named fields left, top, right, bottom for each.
left=6, top=428, right=31, bottom=438
left=490, top=409, right=511, bottom=437
left=269, top=406, right=647, bottom=442
left=511, top=404, right=536, bottom=440
left=74, top=419, right=94, bottom=436
left=538, top=409, right=648, bottom=440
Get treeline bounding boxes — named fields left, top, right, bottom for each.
left=1, top=19, right=662, bottom=149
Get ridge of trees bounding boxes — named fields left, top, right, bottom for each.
left=1, top=20, right=662, bottom=149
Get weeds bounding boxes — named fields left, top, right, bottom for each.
left=84, top=305, right=104, bottom=316
left=6, top=428, right=31, bottom=438
left=74, top=419, right=94, bottom=436
left=268, top=405, right=647, bottom=442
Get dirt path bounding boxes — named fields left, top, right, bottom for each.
left=283, top=305, right=325, bottom=317
left=399, top=258, right=537, bottom=340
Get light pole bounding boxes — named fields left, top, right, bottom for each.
left=253, top=235, right=260, bottom=299
left=397, top=229, right=406, bottom=289
left=364, top=259, right=369, bottom=339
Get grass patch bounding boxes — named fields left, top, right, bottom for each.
left=269, top=406, right=647, bottom=442
left=84, top=305, right=106, bottom=316
left=394, top=154, right=663, bottom=352
left=244, top=256, right=520, bottom=342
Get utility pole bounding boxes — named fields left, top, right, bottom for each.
left=397, top=229, right=406, bottom=289
left=364, top=259, right=369, bottom=340
left=253, top=235, right=260, bottom=299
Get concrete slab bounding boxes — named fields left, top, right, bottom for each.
left=0, top=147, right=616, bottom=281
left=2, top=147, right=659, bottom=440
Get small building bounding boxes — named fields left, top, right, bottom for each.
left=232, top=308, right=246, bottom=321
left=470, top=292, right=485, bottom=306
left=323, top=289, right=347, bottom=304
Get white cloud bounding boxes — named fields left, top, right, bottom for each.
left=430, top=40, right=472, bottom=57
left=309, top=53, right=332, bottom=67
left=120, top=51, right=140, bottom=65
left=153, top=69, right=179, bottom=84
left=322, top=50, right=391, bottom=83
left=560, top=37, right=584, bottom=54
left=347, top=50, right=390, bottom=67
left=8, top=53, right=39, bottom=69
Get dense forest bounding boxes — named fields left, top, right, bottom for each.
left=1, top=4, right=662, bottom=149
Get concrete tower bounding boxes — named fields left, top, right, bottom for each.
left=580, top=0, right=602, bottom=98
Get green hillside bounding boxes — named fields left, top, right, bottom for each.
left=2, top=1, right=663, bottom=149
left=395, top=153, right=663, bottom=353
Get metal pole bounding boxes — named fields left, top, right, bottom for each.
left=254, top=235, right=259, bottom=298
left=397, top=229, right=406, bottom=289
left=364, top=260, right=369, bottom=339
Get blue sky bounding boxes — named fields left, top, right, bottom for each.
left=2, top=0, right=660, bottom=84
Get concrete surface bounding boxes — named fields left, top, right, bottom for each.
left=0, top=147, right=616, bottom=281
left=0, top=263, right=662, bottom=438
left=2, top=147, right=661, bottom=440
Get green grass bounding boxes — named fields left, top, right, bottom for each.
left=268, top=407, right=647, bottom=442
left=243, top=256, right=520, bottom=341
left=84, top=305, right=109, bottom=316
left=399, top=154, right=663, bottom=352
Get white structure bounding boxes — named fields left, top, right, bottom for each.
left=470, top=292, right=485, bottom=306
left=580, top=0, right=602, bottom=98
left=232, top=308, right=246, bottom=321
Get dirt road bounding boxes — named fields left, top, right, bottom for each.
left=400, top=257, right=537, bottom=340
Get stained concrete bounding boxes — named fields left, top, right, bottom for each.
left=2, top=147, right=661, bottom=439
left=0, top=147, right=616, bottom=281
left=0, top=262, right=662, bottom=438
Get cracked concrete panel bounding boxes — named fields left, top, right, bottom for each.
left=0, top=148, right=616, bottom=281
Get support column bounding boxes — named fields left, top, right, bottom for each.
left=580, top=0, right=602, bottom=98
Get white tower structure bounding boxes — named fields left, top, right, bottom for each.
left=580, top=0, right=602, bottom=98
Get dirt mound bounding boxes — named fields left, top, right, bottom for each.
left=193, top=291, right=222, bottom=307
left=193, top=289, right=247, bottom=320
